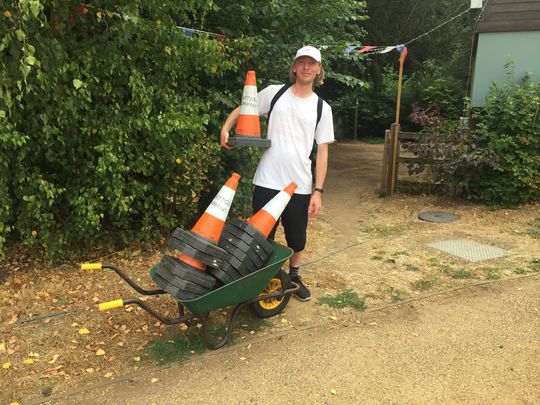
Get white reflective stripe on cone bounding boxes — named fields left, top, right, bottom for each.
left=240, top=86, right=258, bottom=116
left=205, top=186, right=236, bottom=221
left=261, top=191, right=292, bottom=221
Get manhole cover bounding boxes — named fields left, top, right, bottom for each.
left=418, top=211, right=460, bottom=223
left=427, top=239, right=507, bottom=262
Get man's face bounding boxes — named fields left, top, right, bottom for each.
left=293, top=56, right=321, bottom=84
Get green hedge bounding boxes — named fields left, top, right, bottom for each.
left=470, top=72, right=540, bottom=206
left=0, top=1, right=252, bottom=258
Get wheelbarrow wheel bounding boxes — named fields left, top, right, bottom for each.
left=248, top=269, right=291, bottom=318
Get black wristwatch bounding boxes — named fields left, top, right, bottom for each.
left=314, top=187, right=324, bottom=194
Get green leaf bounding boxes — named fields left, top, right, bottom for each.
left=15, top=30, right=26, bottom=41
left=72, top=79, right=83, bottom=89
left=25, top=55, right=36, bottom=65
left=29, top=0, right=42, bottom=17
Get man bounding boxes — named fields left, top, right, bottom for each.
left=220, top=45, right=334, bottom=301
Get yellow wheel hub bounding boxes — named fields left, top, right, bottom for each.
left=257, top=277, right=283, bottom=310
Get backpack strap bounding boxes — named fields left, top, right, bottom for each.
left=316, top=96, right=323, bottom=130
left=267, top=83, right=292, bottom=124
left=267, top=83, right=324, bottom=132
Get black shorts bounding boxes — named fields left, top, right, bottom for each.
left=252, top=185, right=311, bottom=252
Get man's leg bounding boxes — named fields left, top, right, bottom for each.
left=281, top=193, right=311, bottom=301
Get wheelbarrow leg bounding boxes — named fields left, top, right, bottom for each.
left=201, top=303, right=247, bottom=350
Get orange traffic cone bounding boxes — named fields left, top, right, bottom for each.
left=247, top=182, right=297, bottom=237
left=180, top=173, right=241, bottom=269
left=228, top=71, right=271, bottom=149
left=236, top=70, right=260, bottom=137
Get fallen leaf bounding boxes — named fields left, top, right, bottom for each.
left=329, top=316, right=338, bottom=321
left=240, top=357, right=246, bottom=361
left=85, top=368, right=94, bottom=373
left=117, top=342, right=124, bottom=347
left=281, top=318, right=289, bottom=324
left=78, top=328, right=90, bottom=335
left=48, top=354, right=60, bottom=364
left=151, top=377, right=159, bottom=383
left=23, top=358, right=34, bottom=365
left=71, top=322, right=79, bottom=327
left=133, top=357, right=140, bottom=362
left=104, top=372, right=113, bottom=378
left=29, top=352, right=40, bottom=357
left=331, top=389, right=337, bottom=395
left=8, top=336, right=16, bottom=344
left=2, top=362, right=11, bottom=369
left=96, top=349, right=106, bottom=356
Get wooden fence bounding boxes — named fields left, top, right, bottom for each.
left=381, top=127, right=453, bottom=195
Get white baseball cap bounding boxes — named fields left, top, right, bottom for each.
left=294, top=45, right=321, bottom=62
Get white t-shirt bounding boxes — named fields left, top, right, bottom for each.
left=253, top=85, right=334, bottom=194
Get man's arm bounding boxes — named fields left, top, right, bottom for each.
left=220, top=106, right=241, bottom=149
left=308, top=142, right=329, bottom=217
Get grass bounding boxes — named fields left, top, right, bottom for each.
left=144, top=326, right=218, bottom=365
left=362, top=224, right=406, bottom=237
left=145, top=313, right=271, bottom=365
left=387, top=287, right=404, bottom=302
left=530, top=258, right=540, bottom=272
left=410, top=277, right=436, bottom=291
left=404, top=263, right=420, bottom=272
left=528, top=217, right=540, bottom=238
left=513, top=267, right=527, bottom=274
left=392, top=251, right=411, bottom=257
left=451, top=270, right=474, bottom=279
left=317, top=289, right=367, bottom=311
left=484, top=270, right=501, bottom=280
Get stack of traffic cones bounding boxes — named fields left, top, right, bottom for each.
left=227, top=70, right=271, bottom=149
left=152, top=173, right=240, bottom=300
left=210, top=183, right=297, bottom=284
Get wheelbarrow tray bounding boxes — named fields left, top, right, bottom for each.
left=152, top=241, right=293, bottom=315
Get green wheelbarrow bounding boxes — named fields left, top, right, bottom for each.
left=81, top=241, right=298, bottom=350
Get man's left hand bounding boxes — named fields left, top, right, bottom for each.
left=308, top=192, right=322, bottom=217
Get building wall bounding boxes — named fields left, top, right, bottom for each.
left=470, top=30, right=540, bottom=107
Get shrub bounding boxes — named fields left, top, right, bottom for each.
left=469, top=72, right=540, bottom=206
left=0, top=1, right=246, bottom=258
left=403, top=70, right=540, bottom=206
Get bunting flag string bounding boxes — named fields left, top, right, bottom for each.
left=176, top=26, right=230, bottom=40
left=345, top=44, right=405, bottom=56
left=345, top=1, right=483, bottom=59
left=73, top=3, right=230, bottom=40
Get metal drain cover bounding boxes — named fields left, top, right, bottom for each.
left=419, top=211, right=460, bottom=223
left=427, top=239, right=506, bottom=262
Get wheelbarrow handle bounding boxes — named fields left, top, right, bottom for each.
left=81, top=263, right=165, bottom=296
left=99, top=299, right=124, bottom=311
left=81, top=262, right=102, bottom=270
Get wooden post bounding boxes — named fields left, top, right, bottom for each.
left=380, top=129, right=390, bottom=193
left=353, top=102, right=358, bottom=141
left=388, top=47, right=407, bottom=195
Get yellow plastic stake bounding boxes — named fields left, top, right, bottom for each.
left=98, top=299, right=124, bottom=311
left=81, top=262, right=102, bottom=271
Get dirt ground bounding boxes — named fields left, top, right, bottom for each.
left=1, top=142, right=539, bottom=404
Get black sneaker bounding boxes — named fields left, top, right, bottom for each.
left=291, top=276, right=311, bottom=301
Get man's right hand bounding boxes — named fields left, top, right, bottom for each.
left=220, top=128, right=233, bottom=149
